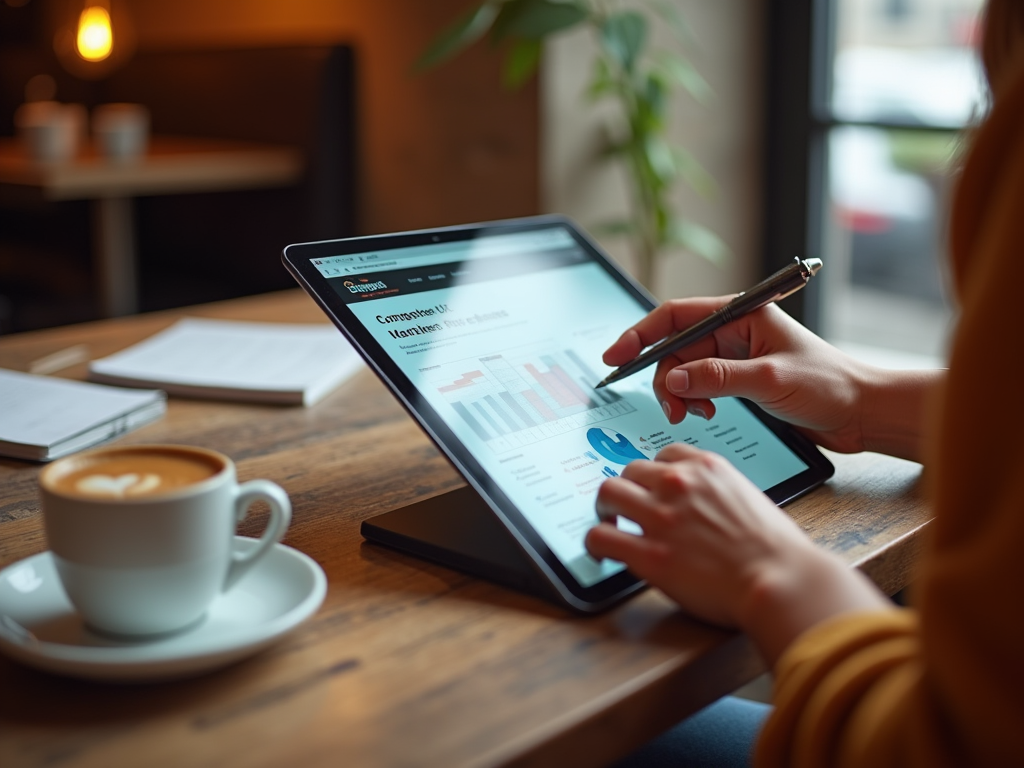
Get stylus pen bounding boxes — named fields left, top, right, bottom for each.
left=595, top=257, right=823, bottom=389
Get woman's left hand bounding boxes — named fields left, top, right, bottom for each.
left=585, top=443, right=893, bottom=662
left=584, top=443, right=829, bottom=625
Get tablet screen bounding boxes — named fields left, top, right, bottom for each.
left=291, top=220, right=823, bottom=596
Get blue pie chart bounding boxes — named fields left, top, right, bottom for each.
left=586, top=427, right=647, bottom=465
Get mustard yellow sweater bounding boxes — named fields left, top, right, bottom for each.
left=754, top=66, right=1024, bottom=768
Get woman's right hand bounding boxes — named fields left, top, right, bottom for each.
left=603, top=297, right=880, bottom=454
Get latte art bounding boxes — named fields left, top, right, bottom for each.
left=43, top=446, right=224, bottom=500
left=76, top=472, right=162, bottom=498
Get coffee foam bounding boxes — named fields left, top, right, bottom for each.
left=45, top=447, right=223, bottom=500
left=75, top=472, right=162, bottom=498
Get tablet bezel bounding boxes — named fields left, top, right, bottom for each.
left=282, top=214, right=834, bottom=612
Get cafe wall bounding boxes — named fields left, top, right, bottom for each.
left=125, top=0, right=761, bottom=298
left=122, top=0, right=541, bottom=236
left=4, top=0, right=760, bottom=320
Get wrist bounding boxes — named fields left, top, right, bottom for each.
left=737, top=545, right=892, bottom=667
left=858, top=368, right=944, bottom=461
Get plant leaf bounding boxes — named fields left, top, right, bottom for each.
left=492, top=0, right=589, bottom=41
left=643, top=72, right=668, bottom=122
left=503, top=38, right=543, bottom=88
left=648, top=0, right=693, bottom=46
left=600, top=11, right=647, bottom=74
left=585, top=57, right=617, bottom=100
left=657, top=54, right=713, bottom=104
left=644, top=136, right=676, bottom=183
left=668, top=220, right=730, bottom=265
left=672, top=148, right=716, bottom=196
left=415, top=3, right=500, bottom=71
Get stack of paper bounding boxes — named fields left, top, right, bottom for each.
left=0, top=370, right=166, bottom=462
left=88, top=318, right=364, bottom=406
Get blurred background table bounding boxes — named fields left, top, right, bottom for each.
left=0, top=290, right=933, bottom=768
left=0, top=136, right=302, bottom=318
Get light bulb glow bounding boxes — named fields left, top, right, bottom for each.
left=76, top=6, right=113, bottom=62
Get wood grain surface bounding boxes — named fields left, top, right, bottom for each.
left=0, top=290, right=932, bottom=768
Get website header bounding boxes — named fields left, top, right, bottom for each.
left=309, top=229, right=576, bottom=278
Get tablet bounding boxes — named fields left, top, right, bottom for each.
left=283, top=215, right=834, bottom=612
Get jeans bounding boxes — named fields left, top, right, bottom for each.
left=612, top=696, right=771, bottom=768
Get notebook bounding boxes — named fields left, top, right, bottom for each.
left=0, top=369, right=166, bottom=461
left=88, top=318, right=363, bottom=406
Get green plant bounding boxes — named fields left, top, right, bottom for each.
left=418, top=0, right=727, bottom=288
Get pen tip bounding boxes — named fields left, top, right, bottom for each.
left=804, top=257, right=823, bottom=275
left=594, top=379, right=607, bottom=390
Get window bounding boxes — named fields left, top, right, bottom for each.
left=764, top=0, right=986, bottom=366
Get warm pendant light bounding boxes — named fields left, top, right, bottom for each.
left=54, top=0, right=136, bottom=79
left=76, top=3, right=114, bottom=63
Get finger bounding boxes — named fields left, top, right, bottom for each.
left=617, top=454, right=692, bottom=488
left=650, top=441, right=704, bottom=463
left=652, top=357, right=688, bottom=425
left=603, top=296, right=734, bottom=366
left=617, top=456, right=707, bottom=509
left=657, top=303, right=786, bottom=373
left=661, top=396, right=686, bottom=425
left=595, top=476, right=672, bottom=535
left=686, top=399, right=717, bottom=421
left=585, top=522, right=665, bottom=566
left=665, top=356, right=785, bottom=404
left=656, top=397, right=715, bottom=425
left=642, top=296, right=735, bottom=349
left=603, top=327, right=645, bottom=366
left=650, top=341, right=719, bottom=413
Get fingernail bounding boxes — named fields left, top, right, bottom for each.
left=662, top=400, right=672, bottom=420
left=666, top=369, right=689, bottom=395
left=688, top=403, right=709, bottom=420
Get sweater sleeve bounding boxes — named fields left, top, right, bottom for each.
left=755, top=610, right=953, bottom=768
left=754, top=63, right=1024, bottom=768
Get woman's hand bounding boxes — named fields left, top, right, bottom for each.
left=586, top=443, right=815, bottom=628
left=585, top=443, right=893, bottom=664
left=603, top=297, right=941, bottom=459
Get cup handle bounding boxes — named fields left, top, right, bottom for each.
left=223, top=479, right=292, bottom=591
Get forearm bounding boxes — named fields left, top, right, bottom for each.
left=857, top=368, right=945, bottom=462
left=739, top=546, right=895, bottom=667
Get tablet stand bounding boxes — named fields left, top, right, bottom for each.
left=360, top=486, right=550, bottom=597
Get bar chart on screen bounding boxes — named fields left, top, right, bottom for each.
left=424, top=344, right=636, bottom=453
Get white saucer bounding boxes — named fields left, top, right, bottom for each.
left=0, top=537, right=326, bottom=683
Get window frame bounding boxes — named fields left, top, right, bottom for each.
left=762, top=0, right=968, bottom=333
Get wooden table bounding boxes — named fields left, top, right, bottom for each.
left=0, top=136, right=303, bottom=318
left=0, top=290, right=932, bottom=768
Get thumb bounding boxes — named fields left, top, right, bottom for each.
left=665, top=357, right=778, bottom=403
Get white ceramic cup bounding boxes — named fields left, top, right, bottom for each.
left=92, top=102, right=150, bottom=162
left=14, top=101, right=83, bottom=163
left=39, top=444, right=291, bottom=637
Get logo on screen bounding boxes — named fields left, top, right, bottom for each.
left=344, top=279, right=387, bottom=294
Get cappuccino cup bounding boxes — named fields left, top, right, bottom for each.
left=14, top=100, right=84, bottom=163
left=92, top=102, right=149, bottom=162
left=39, top=444, right=291, bottom=637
